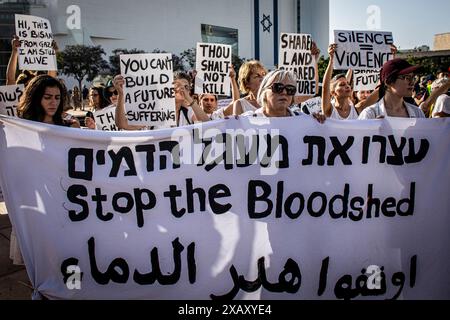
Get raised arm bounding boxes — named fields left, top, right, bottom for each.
left=6, top=36, right=20, bottom=85
left=230, top=64, right=240, bottom=102
left=321, top=44, right=337, bottom=118
left=355, top=87, right=380, bottom=113
left=420, top=78, right=450, bottom=115
left=114, top=75, right=145, bottom=130
left=176, top=82, right=211, bottom=122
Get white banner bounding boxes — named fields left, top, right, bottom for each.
left=353, top=69, right=379, bottom=91
left=0, top=85, right=24, bottom=117
left=0, top=115, right=449, bottom=300
left=94, top=105, right=118, bottom=131
left=195, top=43, right=232, bottom=96
left=15, top=14, right=57, bottom=71
left=120, top=53, right=176, bottom=127
left=334, top=30, right=394, bottom=70
left=279, top=33, right=316, bottom=96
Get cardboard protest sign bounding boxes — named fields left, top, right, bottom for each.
left=300, top=96, right=322, bottom=115
left=334, top=30, right=394, bottom=70
left=120, top=53, right=176, bottom=127
left=15, top=14, right=57, bottom=71
left=1, top=115, right=449, bottom=300
left=94, top=105, right=118, bottom=131
left=195, top=43, right=232, bottom=96
left=353, top=69, right=380, bottom=91
left=279, top=33, right=317, bottom=96
left=0, top=85, right=24, bottom=117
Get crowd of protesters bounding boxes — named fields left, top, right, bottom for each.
left=2, top=34, right=450, bottom=265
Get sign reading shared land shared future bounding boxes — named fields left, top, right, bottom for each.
left=279, top=33, right=317, bottom=96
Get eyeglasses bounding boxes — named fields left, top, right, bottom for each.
left=397, top=75, right=414, bottom=82
left=269, top=83, right=297, bottom=96
left=109, top=90, right=118, bottom=96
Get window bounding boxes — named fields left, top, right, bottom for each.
left=201, top=24, right=238, bottom=57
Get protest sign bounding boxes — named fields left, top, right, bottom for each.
left=120, top=53, right=176, bottom=127
left=353, top=70, right=379, bottom=91
left=94, top=105, right=118, bottom=131
left=300, top=96, right=322, bottom=115
left=0, top=116, right=449, bottom=300
left=334, top=30, right=394, bottom=70
left=279, top=33, right=316, bottom=95
left=0, top=85, right=24, bottom=117
left=195, top=43, right=232, bottom=96
left=15, top=14, right=57, bottom=71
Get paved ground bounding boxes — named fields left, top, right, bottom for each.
left=0, top=203, right=32, bottom=300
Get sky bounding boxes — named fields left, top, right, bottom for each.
left=329, top=0, right=450, bottom=50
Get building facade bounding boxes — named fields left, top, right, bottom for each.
left=0, top=0, right=329, bottom=86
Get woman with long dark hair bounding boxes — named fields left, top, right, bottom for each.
left=17, top=74, right=79, bottom=127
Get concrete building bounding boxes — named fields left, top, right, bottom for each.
left=0, top=0, right=329, bottom=86
left=434, top=33, right=450, bottom=51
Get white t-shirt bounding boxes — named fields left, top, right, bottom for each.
left=177, top=106, right=195, bottom=127
left=330, top=101, right=359, bottom=120
left=238, top=98, right=258, bottom=113
left=432, top=94, right=450, bottom=117
left=358, top=99, right=425, bottom=119
left=241, top=107, right=303, bottom=118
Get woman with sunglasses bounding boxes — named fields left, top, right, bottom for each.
left=358, top=59, right=425, bottom=119
left=242, top=69, right=325, bottom=122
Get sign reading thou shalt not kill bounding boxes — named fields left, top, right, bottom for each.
left=120, top=53, right=176, bottom=128
left=195, top=43, right=232, bottom=96
left=15, top=14, right=57, bottom=71
left=333, top=30, right=394, bottom=70
left=279, top=33, right=317, bottom=96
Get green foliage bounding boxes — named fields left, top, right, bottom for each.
left=150, top=49, right=185, bottom=72
left=58, top=45, right=109, bottom=90
left=109, top=48, right=146, bottom=75
left=403, top=55, right=450, bottom=76
left=317, top=55, right=329, bottom=82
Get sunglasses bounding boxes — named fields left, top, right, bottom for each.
left=270, top=83, right=297, bottom=96
left=108, top=90, right=118, bottom=96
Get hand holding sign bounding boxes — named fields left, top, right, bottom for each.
left=15, top=14, right=57, bottom=71
left=333, top=30, right=394, bottom=70
left=12, top=35, right=20, bottom=52
left=279, top=33, right=317, bottom=96
left=195, top=43, right=232, bottom=96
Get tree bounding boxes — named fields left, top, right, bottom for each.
left=58, top=45, right=109, bottom=93
left=109, top=48, right=146, bottom=75
left=151, top=49, right=185, bottom=72
left=403, top=55, right=450, bottom=77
